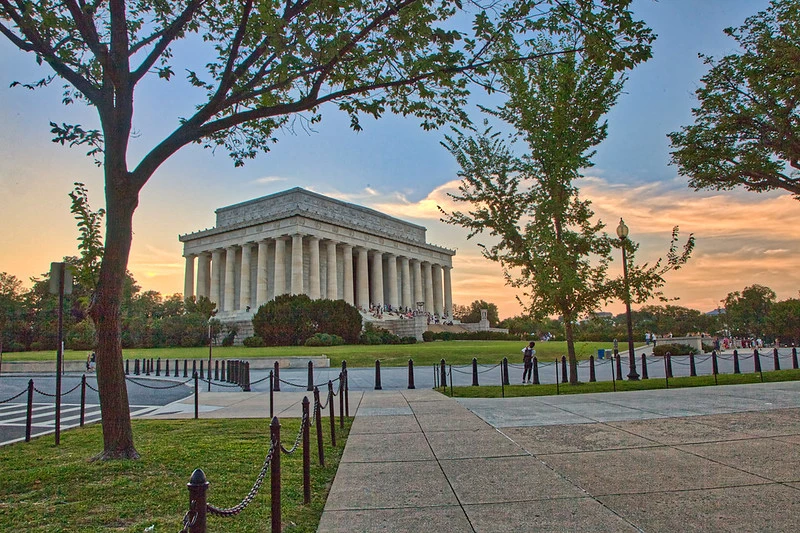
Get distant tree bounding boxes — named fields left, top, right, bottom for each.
left=767, top=298, right=800, bottom=345
left=453, top=300, right=500, bottom=326
left=0, top=273, right=24, bottom=357
left=723, top=285, right=777, bottom=337
left=669, top=0, right=800, bottom=199
left=631, top=305, right=712, bottom=337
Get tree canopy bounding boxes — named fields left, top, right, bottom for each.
left=669, top=0, right=800, bottom=199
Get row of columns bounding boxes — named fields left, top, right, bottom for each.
left=184, top=234, right=453, bottom=316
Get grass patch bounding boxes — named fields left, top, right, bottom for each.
left=7, top=341, right=629, bottom=368
left=439, top=368, right=800, bottom=398
left=0, top=417, right=350, bottom=532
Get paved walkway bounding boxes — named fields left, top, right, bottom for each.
left=318, top=382, right=800, bottom=532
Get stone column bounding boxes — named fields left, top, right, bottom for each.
left=240, top=244, right=252, bottom=311
left=196, top=253, right=211, bottom=299
left=423, top=261, right=434, bottom=314
left=308, top=236, right=320, bottom=299
left=370, top=250, right=384, bottom=307
left=386, top=253, right=398, bottom=309
left=443, top=265, right=453, bottom=318
left=291, top=233, right=304, bottom=295
left=412, top=259, right=423, bottom=310
left=356, top=247, right=369, bottom=309
left=343, top=244, right=354, bottom=305
left=432, top=263, right=444, bottom=317
left=256, top=240, right=269, bottom=307
left=183, top=254, right=195, bottom=299
left=274, top=237, right=287, bottom=297
left=326, top=240, right=338, bottom=300
left=224, top=246, right=236, bottom=312
left=210, top=249, right=223, bottom=309
left=400, top=256, right=412, bottom=309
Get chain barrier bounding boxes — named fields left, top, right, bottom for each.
left=449, top=366, right=472, bottom=375
left=32, top=381, right=83, bottom=398
left=277, top=377, right=308, bottom=388
left=86, top=381, right=99, bottom=392
left=250, top=375, right=271, bottom=385
left=202, top=378, right=241, bottom=389
left=207, top=438, right=277, bottom=518
left=476, top=363, right=501, bottom=374
left=317, top=392, right=330, bottom=411
left=125, top=376, right=193, bottom=390
left=0, top=387, right=29, bottom=404
left=180, top=501, right=198, bottom=533
left=33, top=386, right=57, bottom=397
left=280, top=413, right=308, bottom=454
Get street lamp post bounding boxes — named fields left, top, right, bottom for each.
left=617, top=218, right=640, bottom=381
left=207, top=317, right=213, bottom=392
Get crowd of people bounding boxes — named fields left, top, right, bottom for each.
left=362, top=303, right=453, bottom=325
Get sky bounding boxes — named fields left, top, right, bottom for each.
left=1, top=0, right=798, bottom=320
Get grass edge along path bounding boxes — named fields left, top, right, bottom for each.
left=5, top=340, right=629, bottom=368
left=0, top=417, right=350, bottom=532
left=438, top=368, right=800, bottom=398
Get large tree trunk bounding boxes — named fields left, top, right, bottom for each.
left=564, top=318, right=579, bottom=385
left=89, top=169, right=140, bottom=460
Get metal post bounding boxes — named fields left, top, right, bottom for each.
left=374, top=360, right=382, bottom=390
left=611, top=357, right=616, bottom=392
left=273, top=361, right=280, bottom=391
left=214, top=360, right=219, bottom=381
left=589, top=355, right=596, bottom=382
left=156, top=358, right=161, bottom=376
left=440, top=359, right=447, bottom=388
left=302, top=397, right=311, bottom=505
left=243, top=362, right=251, bottom=392
left=328, top=381, right=336, bottom=447
left=689, top=352, right=697, bottom=376
left=270, top=417, right=281, bottom=533
left=667, top=353, right=674, bottom=378
left=532, top=357, right=540, bottom=385
left=773, top=347, right=780, bottom=371
left=449, top=365, right=453, bottom=397
left=192, top=360, right=197, bottom=379
left=641, top=353, right=649, bottom=379
left=615, top=352, right=623, bottom=381
left=184, top=359, right=188, bottom=378
left=712, top=350, right=719, bottom=376
left=754, top=349, right=762, bottom=374
left=502, top=357, right=510, bottom=386
left=733, top=349, right=741, bottom=374
left=793, top=347, right=798, bottom=370
left=219, top=359, right=225, bottom=382
left=339, top=372, right=345, bottom=429
left=55, top=263, right=65, bottom=446
left=307, top=360, right=314, bottom=391
left=269, top=370, right=274, bottom=418
left=561, top=356, right=568, bottom=383
left=134, top=358, right=140, bottom=375
left=555, top=362, right=559, bottom=395
left=408, top=359, right=415, bottom=389
left=472, top=358, right=479, bottom=386
left=125, top=359, right=130, bottom=375
left=619, top=231, right=639, bottom=380
left=165, top=359, right=169, bottom=377
left=175, top=360, right=179, bottom=377
left=313, top=387, right=325, bottom=467
left=664, top=354, right=670, bottom=389
left=199, top=359, right=204, bottom=380
left=187, top=469, right=209, bottom=533
left=194, top=372, right=199, bottom=419
left=25, top=379, right=34, bottom=442
left=344, top=368, right=349, bottom=418
left=80, top=374, right=86, bottom=427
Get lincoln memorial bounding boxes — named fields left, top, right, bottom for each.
left=179, top=188, right=455, bottom=328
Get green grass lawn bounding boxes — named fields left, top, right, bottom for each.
left=439, top=368, right=800, bottom=398
left=4, top=340, right=627, bottom=368
left=0, top=418, right=349, bottom=532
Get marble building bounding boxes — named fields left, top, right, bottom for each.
left=179, top=188, right=455, bottom=324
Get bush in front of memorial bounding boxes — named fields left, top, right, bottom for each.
left=251, top=294, right=363, bottom=346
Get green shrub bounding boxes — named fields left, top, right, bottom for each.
left=422, top=331, right=435, bottom=342
left=400, top=336, right=417, bottom=344
left=243, top=335, right=266, bottom=347
left=66, top=319, right=96, bottom=350
left=360, top=323, right=402, bottom=345
left=653, top=343, right=698, bottom=356
left=304, top=333, right=346, bottom=347
left=422, top=330, right=519, bottom=342
left=252, top=295, right=362, bottom=346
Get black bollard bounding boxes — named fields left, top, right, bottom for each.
left=408, top=359, right=415, bottom=389
left=214, top=360, right=219, bottom=381
left=242, top=362, right=251, bottom=392
left=666, top=353, right=674, bottom=378
left=165, top=359, right=170, bottom=377
left=616, top=353, right=623, bottom=381
left=502, top=357, right=510, bottom=386
left=273, top=361, right=280, bottom=391
left=183, top=359, right=188, bottom=378
left=134, top=358, right=140, bottom=375
left=270, top=417, right=281, bottom=533
left=327, top=380, right=336, bottom=447
left=339, top=372, right=345, bottom=429
left=561, top=356, right=568, bottom=384
left=142, top=358, right=147, bottom=375
left=754, top=349, right=762, bottom=373
left=374, top=360, right=382, bottom=390
left=773, top=347, right=780, bottom=371
left=269, top=370, right=274, bottom=418
left=186, top=469, right=208, bottom=533
left=80, top=374, right=86, bottom=427
left=302, top=397, right=311, bottom=504
left=125, top=359, right=129, bottom=375
left=192, top=360, right=197, bottom=379
left=156, top=358, right=161, bottom=376
left=25, top=379, right=34, bottom=442
left=712, top=350, right=719, bottom=375
left=589, top=355, right=596, bottom=382
left=199, top=359, right=204, bottom=380
left=793, top=347, right=799, bottom=370
left=145, top=357, right=151, bottom=376
left=472, top=358, right=479, bottom=386
left=689, top=352, right=697, bottom=377
left=440, top=359, right=447, bottom=388
left=733, top=349, right=741, bottom=374
left=641, top=353, right=649, bottom=380
left=313, top=387, right=325, bottom=467
left=150, top=358, right=154, bottom=373
left=532, top=357, right=540, bottom=385
left=307, top=360, right=315, bottom=391
left=193, top=372, right=199, bottom=419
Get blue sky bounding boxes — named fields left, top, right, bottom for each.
left=1, top=0, right=798, bottom=319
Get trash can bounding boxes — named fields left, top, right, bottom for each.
left=598, top=348, right=605, bottom=360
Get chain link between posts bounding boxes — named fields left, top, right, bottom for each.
left=280, top=412, right=308, bottom=454
left=206, top=438, right=277, bottom=518
left=0, top=387, right=29, bottom=404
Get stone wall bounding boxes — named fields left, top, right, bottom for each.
left=377, top=316, right=428, bottom=341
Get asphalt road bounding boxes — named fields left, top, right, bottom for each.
left=0, top=373, right=192, bottom=446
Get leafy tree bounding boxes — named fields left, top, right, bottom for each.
left=453, top=300, right=500, bottom=326
left=252, top=294, right=316, bottom=346
left=1, top=0, right=655, bottom=458
left=723, top=284, right=777, bottom=338
left=669, top=0, right=800, bottom=199
left=0, top=272, right=24, bottom=359
left=767, top=298, right=800, bottom=345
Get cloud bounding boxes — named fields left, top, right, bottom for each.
left=251, top=176, right=288, bottom=185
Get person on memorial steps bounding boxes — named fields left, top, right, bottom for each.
left=522, top=341, right=535, bottom=384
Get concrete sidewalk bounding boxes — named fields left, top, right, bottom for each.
left=318, top=382, right=800, bottom=532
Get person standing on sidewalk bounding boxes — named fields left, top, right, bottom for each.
left=522, top=341, right=535, bottom=384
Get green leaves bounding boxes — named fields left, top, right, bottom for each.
left=68, top=182, right=105, bottom=292
left=669, top=0, right=800, bottom=199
